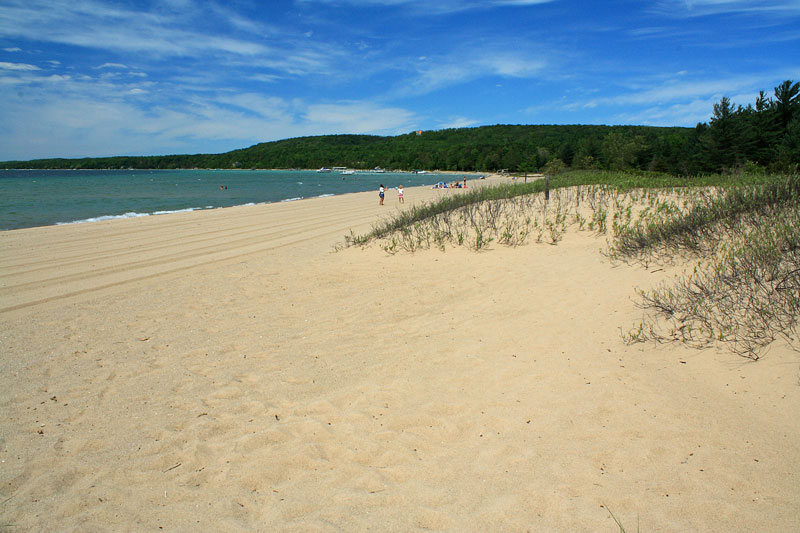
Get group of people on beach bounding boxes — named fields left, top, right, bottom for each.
left=378, top=184, right=403, bottom=205
left=379, top=177, right=468, bottom=205
left=432, top=177, right=468, bottom=190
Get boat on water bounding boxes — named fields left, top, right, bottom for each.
left=341, top=169, right=355, bottom=175
left=372, top=167, right=385, bottom=173
left=316, top=167, right=332, bottom=173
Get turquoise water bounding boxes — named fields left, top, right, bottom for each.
left=0, top=169, right=463, bottom=231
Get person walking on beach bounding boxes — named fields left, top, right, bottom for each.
left=397, top=185, right=404, bottom=204
left=379, top=184, right=385, bottom=205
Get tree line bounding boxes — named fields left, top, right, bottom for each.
left=2, top=80, right=797, bottom=175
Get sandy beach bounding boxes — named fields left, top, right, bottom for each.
left=1, top=176, right=798, bottom=531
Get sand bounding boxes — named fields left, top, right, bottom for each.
left=1, top=176, right=798, bottom=531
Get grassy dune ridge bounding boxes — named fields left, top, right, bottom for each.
left=351, top=170, right=800, bottom=359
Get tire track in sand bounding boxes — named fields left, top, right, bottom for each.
left=0, top=198, right=385, bottom=315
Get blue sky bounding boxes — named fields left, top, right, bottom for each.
left=0, top=0, right=798, bottom=160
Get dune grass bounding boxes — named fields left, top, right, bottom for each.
left=615, top=173, right=800, bottom=360
left=346, top=169, right=768, bottom=248
left=346, top=169, right=800, bottom=359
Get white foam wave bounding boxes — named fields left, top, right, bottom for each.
left=57, top=212, right=151, bottom=225
left=153, top=207, right=200, bottom=215
left=58, top=206, right=206, bottom=225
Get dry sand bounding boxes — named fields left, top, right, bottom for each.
left=1, top=176, right=798, bottom=531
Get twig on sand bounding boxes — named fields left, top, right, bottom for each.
left=163, top=462, right=181, bottom=473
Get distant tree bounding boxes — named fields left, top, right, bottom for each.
left=755, top=90, right=771, bottom=112
left=774, top=80, right=800, bottom=133
left=775, top=116, right=800, bottom=170
left=703, top=96, right=748, bottom=171
left=601, top=131, right=646, bottom=170
left=543, top=157, right=565, bottom=175
left=573, top=154, right=596, bottom=170
left=557, top=142, right=575, bottom=166
left=537, top=146, right=550, bottom=166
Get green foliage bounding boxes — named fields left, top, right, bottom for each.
left=543, top=157, right=566, bottom=175
left=0, top=125, right=694, bottom=174
left=350, top=168, right=745, bottom=248
left=2, top=80, right=797, bottom=175
left=693, top=80, right=800, bottom=173
left=611, top=172, right=800, bottom=359
left=348, top=167, right=800, bottom=359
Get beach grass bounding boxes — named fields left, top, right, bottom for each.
left=604, top=504, right=640, bottom=533
left=348, top=169, right=800, bottom=359
left=615, top=172, right=800, bottom=360
left=346, top=169, right=772, bottom=248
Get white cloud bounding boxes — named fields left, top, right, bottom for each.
left=299, top=0, right=555, bottom=14
left=304, top=101, right=416, bottom=134
left=95, top=62, right=129, bottom=69
left=579, top=73, right=773, bottom=110
left=0, top=1, right=273, bottom=59
left=654, top=0, right=800, bottom=16
left=215, top=93, right=295, bottom=122
left=438, top=116, right=480, bottom=129
left=494, top=0, right=553, bottom=4
left=0, top=61, right=40, bottom=71
left=614, top=98, right=716, bottom=126
left=477, top=54, right=546, bottom=77
left=398, top=45, right=547, bottom=97
left=0, top=63, right=417, bottom=159
left=0, top=75, right=27, bottom=86
left=0, top=1, right=346, bottom=85
left=550, top=68, right=800, bottom=126
left=249, top=73, right=282, bottom=83
left=43, top=74, right=72, bottom=82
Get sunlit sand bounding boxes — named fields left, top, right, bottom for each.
left=1, top=176, right=797, bottom=530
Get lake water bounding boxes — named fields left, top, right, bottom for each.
left=0, top=169, right=465, bottom=230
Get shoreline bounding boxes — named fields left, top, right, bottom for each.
left=0, top=170, right=493, bottom=232
left=1, top=176, right=797, bottom=530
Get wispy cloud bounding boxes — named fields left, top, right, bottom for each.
left=395, top=44, right=548, bottom=97
left=438, top=116, right=481, bottom=129
left=0, top=0, right=797, bottom=159
left=304, top=101, right=416, bottom=134
left=653, top=0, right=800, bottom=16
left=0, top=60, right=417, bottom=158
left=0, top=1, right=313, bottom=64
left=0, top=61, right=40, bottom=71
left=95, top=63, right=129, bottom=69
left=297, top=0, right=555, bottom=15
left=550, top=68, right=800, bottom=126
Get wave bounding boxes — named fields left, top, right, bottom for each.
left=57, top=207, right=206, bottom=225
left=53, top=192, right=341, bottom=227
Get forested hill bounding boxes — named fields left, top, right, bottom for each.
left=2, top=79, right=798, bottom=175
left=0, top=124, right=694, bottom=173
left=226, top=124, right=697, bottom=173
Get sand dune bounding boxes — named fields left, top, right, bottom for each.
left=1, top=177, right=798, bottom=531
